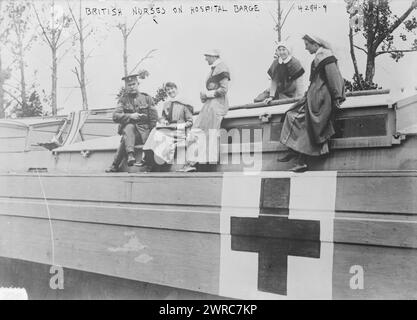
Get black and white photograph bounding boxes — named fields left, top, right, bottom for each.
left=0, top=0, right=416, bottom=303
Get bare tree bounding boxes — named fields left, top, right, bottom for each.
left=6, top=0, right=37, bottom=111
left=33, top=0, right=71, bottom=115
left=0, top=0, right=11, bottom=118
left=67, top=0, right=91, bottom=110
left=347, top=3, right=362, bottom=88
left=346, top=0, right=417, bottom=87
left=115, top=2, right=157, bottom=77
left=129, top=48, right=157, bottom=75
left=116, top=15, right=146, bottom=77
left=270, top=0, right=295, bottom=43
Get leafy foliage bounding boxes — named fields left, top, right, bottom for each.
left=115, top=69, right=153, bottom=101
left=12, top=91, right=43, bottom=117
left=116, top=82, right=168, bottom=106
left=137, top=69, right=150, bottom=79
left=116, top=86, right=127, bottom=101
left=153, top=85, right=168, bottom=105
left=345, top=0, right=417, bottom=84
left=7, top=0, right=37, bottom=51
left=345, top=74, right=382, bottom=92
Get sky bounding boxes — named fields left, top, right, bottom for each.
left=2, top=0, right=417, bottom=115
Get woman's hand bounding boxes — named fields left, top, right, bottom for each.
left=263, top=96, right=274, bottom=104
left=334, top=99, right=344, bottom=110
left=200, top=92, right=207, bottom=103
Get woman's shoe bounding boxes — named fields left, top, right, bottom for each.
left=182, top=165, right=197, bottom=172
left=290, top=163, right=308, bottom=173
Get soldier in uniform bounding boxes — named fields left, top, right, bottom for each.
left=106, top=74, right=158, bottom=173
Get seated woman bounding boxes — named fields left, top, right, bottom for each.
left=278, top=34, right=345, bottom=172
left=141, top=82, right=194, bottom=169
left=255, top=42, right=305, bottom=103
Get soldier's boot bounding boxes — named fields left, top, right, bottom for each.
left=134, top=150, right=153, bottom=167
left=127, top=152, right=136, bottom=167
left=134, top=159, right=147, bottom=167
left=142, top=165, right=155, bottom=173
left=106, top=139, right=125, bottom=172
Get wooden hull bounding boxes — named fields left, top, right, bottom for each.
left=0, top=171, right=416, bottom=299
left=1, top=92, right=416, bottom=299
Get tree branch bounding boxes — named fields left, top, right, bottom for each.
left=57, top=46, right=73, bottom=63
left=67, top=1, right=80, bottom=33
left=354, top=45, right=368, bottom=54
left=4, top=82, right=21, bottom=92
left=349, top=27, right=361, bottom=87
left=85, top=48, right=95, bottom=61
left=376, top=48, right=417, bottom=56
left=4, top=89, right=23, bottom=106
left=126, top=15, right=144, bottom=37
left=84, top=28, right=94, bottom=41
left=268, top=10, right=278, bottom=25
left=32, top=2, right=53, bottom=48
left=6, top=57, right=19, bottom=69
left=72, top=66, right=81, bottom=86
left=56, top=33, right=74, bottom=49
left=129, top=49, right=157, bottom=74
left=281, top=2, right=295, bottom=28
left=126, top=0, right=155, bottom=36
left=375, top=0, right=417, bottom=47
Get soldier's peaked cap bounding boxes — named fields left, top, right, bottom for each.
left=121, top=74, right=139, bottom=82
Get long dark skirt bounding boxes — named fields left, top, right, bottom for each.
left=280, top=99, right=330, bottom=156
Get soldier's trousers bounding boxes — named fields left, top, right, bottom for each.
left=112, top=124, right=152, bottom=167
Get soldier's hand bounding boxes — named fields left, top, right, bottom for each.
left=130, top=113, right=141, bottom=121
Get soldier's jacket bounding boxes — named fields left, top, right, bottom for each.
left=113, top=91, right=159, bottom=143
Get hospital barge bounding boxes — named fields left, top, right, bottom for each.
left=0, top=89, right=416, bottom=299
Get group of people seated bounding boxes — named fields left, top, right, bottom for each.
left=106, top=34, right=345, bottom=173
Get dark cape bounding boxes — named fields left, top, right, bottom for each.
left=279, top=48, right=345, bottom=156
left=267, top=56, right=305, bottom=99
